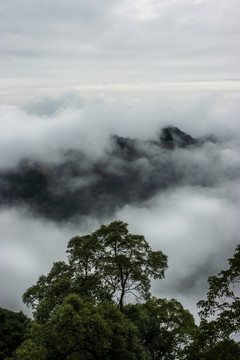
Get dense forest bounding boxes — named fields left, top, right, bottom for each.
left=1, top=221, right=240, bottom=359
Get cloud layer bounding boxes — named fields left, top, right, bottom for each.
left=0, top=123, right=237, bottom=223
left=1, top=95, right=240, bottom=321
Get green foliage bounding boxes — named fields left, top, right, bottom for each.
left=0, top=307, right=31, bottom=360
left=23, top=221, right=168, bottom=322
left=23, top=261, right=74, bottom=323
left=10, top=295, right=147, bottom=360
left=202, top=339, right=240, bottom=360
left=88, top=221, right=168, bottom=311
left=185, top=245, right=240, bottom=359
left=11, top=220, right=218, bottom=359
left=7, top=225, right=240, bottom=359
left=183, top=319, right=218, bottom=360
left=197, top=244, right=240, bottom=339
left=124, top=298, right=196, bottom=360
left=8, top=340, right=47, bottom=360
left=185, top=329, right=240, bottom=360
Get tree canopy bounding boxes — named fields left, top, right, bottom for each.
left=0, top=307, right=30, bottom=359
left=6, top=221, right=240, bottom=360
left=23, top=221, right=168, bottom=322
left=124, top=297, right=196, bottom=360
left=10, top=295, right=197, bottom=360
left=11, top=295, right=147, bottom=360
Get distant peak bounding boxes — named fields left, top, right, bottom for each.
left=160, top=126, right=197, bottom=149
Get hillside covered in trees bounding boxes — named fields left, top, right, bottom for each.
left=2, top=221, right=240, bottom=360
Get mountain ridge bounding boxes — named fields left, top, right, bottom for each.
left=0, top=126, right=217, bottom=221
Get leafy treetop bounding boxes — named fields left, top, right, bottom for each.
left=23, top=220, right=168, bottom=322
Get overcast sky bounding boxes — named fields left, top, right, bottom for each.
left=0, top=0, right=240, bottom=101
left=1, top=0, right=240, bottom=321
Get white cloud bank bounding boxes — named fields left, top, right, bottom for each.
left=1, top=93, right=240, bottom=321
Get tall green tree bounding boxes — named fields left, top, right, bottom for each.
left=81, top=221, right=168, bottom=311
left=23, top=221, right=168, bottom=322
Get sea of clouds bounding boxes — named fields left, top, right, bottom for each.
left=1, top=91, right=240, bottom=320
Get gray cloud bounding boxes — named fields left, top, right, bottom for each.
left=23, top=92, right=85, bottom=116
left=1, top=93, right=240, bottom=167
left=1, top=95, right=240, bottom=321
